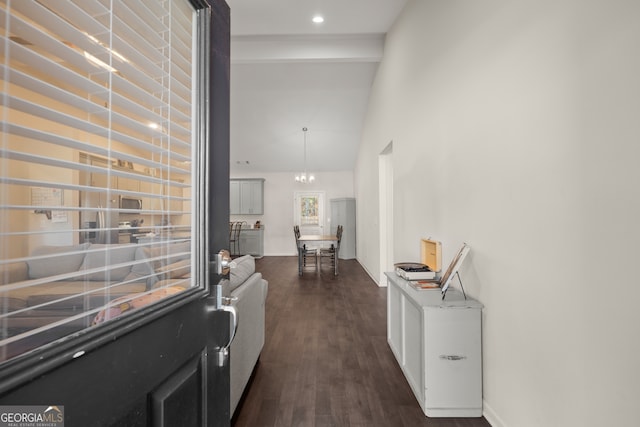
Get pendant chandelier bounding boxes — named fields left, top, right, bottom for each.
left=294, top=127, right=315, bottom=183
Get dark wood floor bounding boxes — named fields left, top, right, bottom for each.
left=232, top=256, right=491, bottom=427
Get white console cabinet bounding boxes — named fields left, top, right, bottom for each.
left=386, top=272, right=483, bottom=417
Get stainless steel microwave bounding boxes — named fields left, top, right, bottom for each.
left=119, top=195, right=142, bottom=210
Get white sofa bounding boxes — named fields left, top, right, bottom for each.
left=0, top=243, right=158, bottom=330
left=0, top=241, right=196, bottom=332
left=225, top=255, right=268, bottom=416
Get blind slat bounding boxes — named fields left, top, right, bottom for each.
left=0, top=57, right=191, bottom=147
left=0, top=154, right=190, bottom=217
left=0, top=60, right=189, bottom=135
left=0, top=38, right=188, bottom=127
left=0, top=121, right=190, bottom=173
left=7, top=1, right=191, bottom=124
left=0, top=93, right=192, bottom=156
left=34, top=0, right=171, bottom=93
left=2, top=47, right=192, bottom=130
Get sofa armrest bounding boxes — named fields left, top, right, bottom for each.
left=229, top=272, right=268, bottom=416
left=0, top=262, right=28, bottom=287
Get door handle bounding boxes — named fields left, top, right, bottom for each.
left=207, top=249, right=238, bottom=367
left=221, top=296, right=239, bottom=347
left=439, top=354, right=466, bottom=361
left=211, top=249, right=236, bottom=275
left=207, top=296, right=238, bottom=367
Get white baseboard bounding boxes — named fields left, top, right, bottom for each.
left=258, top=255, right=388, bottom=288
left=356, top=257, right=386, bottom=287
left=262, top=252, right=297, bottom=257
left=483, top=400, right=506, bottom=427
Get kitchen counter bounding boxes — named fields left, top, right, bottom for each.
left=136, top=232, right=191, bottom=244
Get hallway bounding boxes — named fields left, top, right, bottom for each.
left=232, top=256, right=490, bottom=427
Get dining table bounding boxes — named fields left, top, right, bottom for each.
left=297, top=234, right=339, bottom=276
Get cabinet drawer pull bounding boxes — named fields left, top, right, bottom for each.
left=439, top=355, right=466, bottom=361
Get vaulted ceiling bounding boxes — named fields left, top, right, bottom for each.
left=227, top=0, right=408, bottom=174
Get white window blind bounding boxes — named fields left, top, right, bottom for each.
left=0, top=0, right=200, bottom=363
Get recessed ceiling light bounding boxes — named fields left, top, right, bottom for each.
left=312, top=15, right=324, bottom=24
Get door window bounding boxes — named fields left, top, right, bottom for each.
left=0, top=0, right=204, bottom=363
left=300, top=196, right=319, bottom=226
left=294, top=191, right=325, bottom=235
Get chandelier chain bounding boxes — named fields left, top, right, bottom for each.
left=295, top=127, right=315, bottom=183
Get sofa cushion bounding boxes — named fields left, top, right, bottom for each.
left=8, top=281, right=148, bottom=311
left=27, top=243, right=90, bottom=279
left=78, top=244, right=138, bottom=282
left=156, top=259, right=191, bottom=280
left=2, top=280, right=152, bottom=313
left=92, top=285, right=186, bottom=325
left=124, top=247, right=159, bottom=288
left=228, top=255, right=255, bottom=294
left=140, top=241, right=191, bottom=271
left=0, top=262, right=28, bottom=287
left=1, top=295, right=27, bottom=311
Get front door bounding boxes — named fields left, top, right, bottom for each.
left=0, top=1, right=232, bottom=426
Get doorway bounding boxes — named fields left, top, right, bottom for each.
left=379, top=142, right=394, bottom=286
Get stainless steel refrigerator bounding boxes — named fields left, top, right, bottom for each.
left=79, top=173, right=119, bottom=244
left=330, top=197, right=356, bottom=259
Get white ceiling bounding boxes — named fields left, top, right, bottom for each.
left=227, top=0, right=408, bottom=174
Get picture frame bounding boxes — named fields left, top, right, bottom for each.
left=441, top=243, right=471, bottom=297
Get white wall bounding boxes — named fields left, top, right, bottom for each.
left=355, top=0, right=640, bottom=426
left=230, top=171, right=354, bottom=255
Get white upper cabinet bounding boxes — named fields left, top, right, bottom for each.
left=230, top=179, right=264, bottom=215
left=230, top=180, right=241, bottom=214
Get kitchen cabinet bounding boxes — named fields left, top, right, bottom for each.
left=238, top=227, right=264, bottom=258
left=240, top=180, right=262, bottom=214
left=138, top=179, right=183, bottom=214
left=116, top=175, right=139, bottom=192
left=80, top=154, right=187, bottom=246
left=230, top=180, right=240, bottom=214
left=386, top=272, right=483, bottom=418
left=88, top=157, right=139, bottom=194
left=89, top=158, right=115, bottom=188
left=90, top=158, right=140, bottom=192
left=230, top=179, right=264, bottom=215
left=139, top=180, right=162, bottom=212
left=166, top=182, right=183, bottom=213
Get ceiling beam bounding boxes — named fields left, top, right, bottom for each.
left=231, top=34, right=384, bottom=64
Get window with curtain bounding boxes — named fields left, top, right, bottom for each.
left=0, top=0, right=202, bottom=363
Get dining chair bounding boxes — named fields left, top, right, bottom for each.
left=230, top=221, right=245, bottom=257
left=320, top=225, right=342, bottom=275
left=229, top=222, right=236, bottom=254
left=294, top=225, right=317, bottom=275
